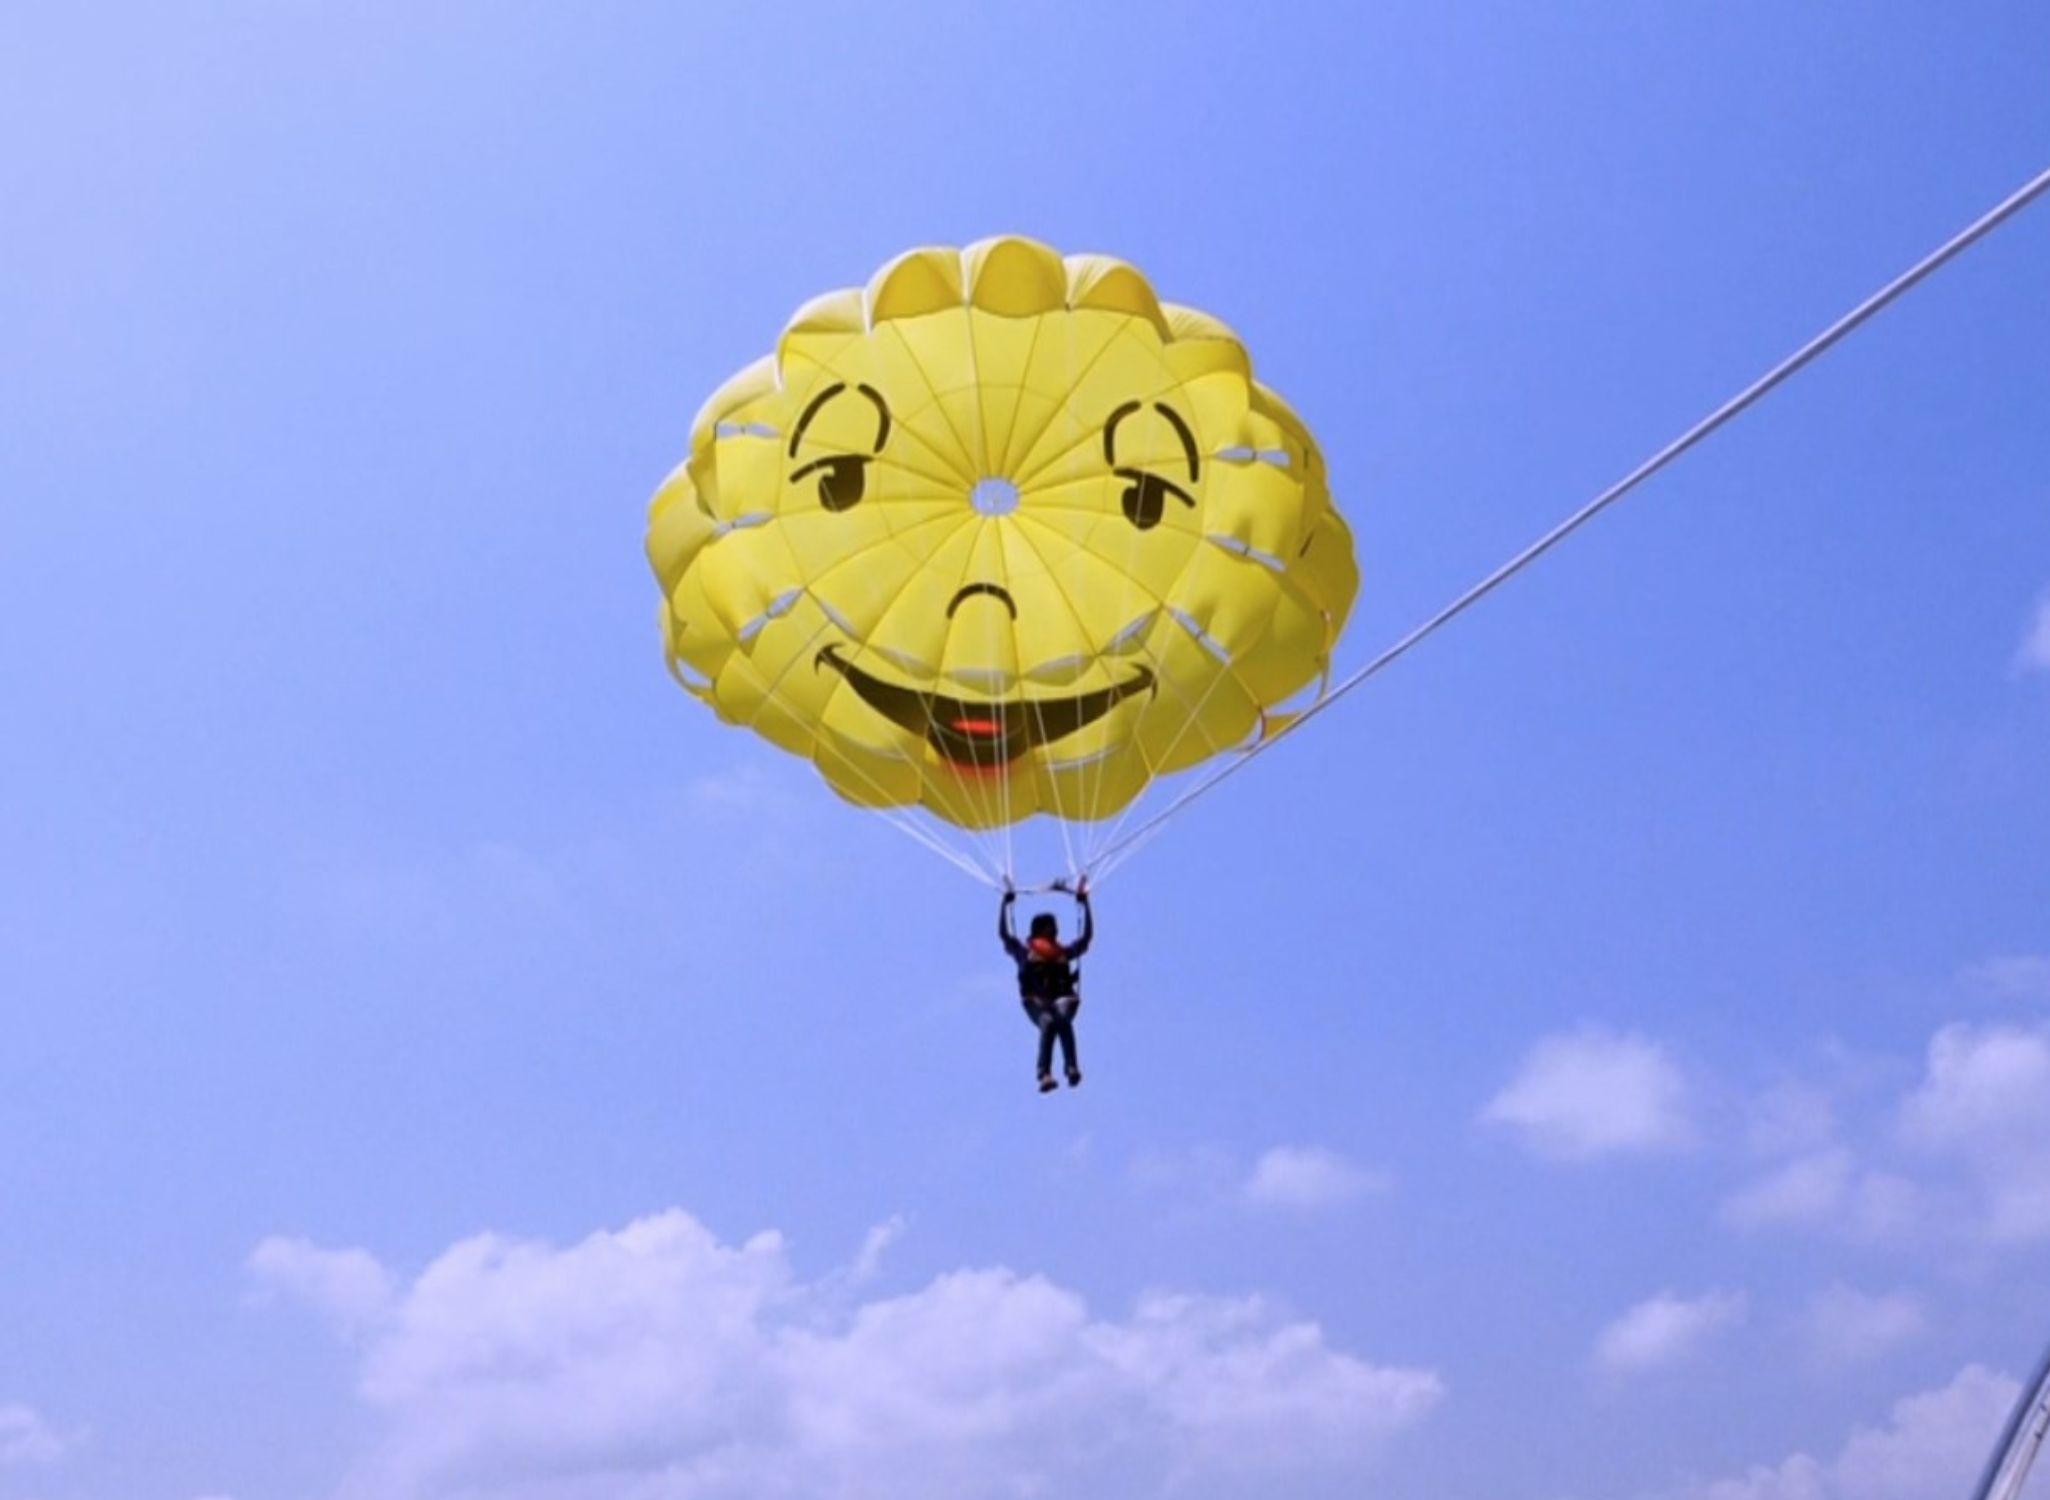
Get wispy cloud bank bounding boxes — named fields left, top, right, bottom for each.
left=1720, top=1148, right=1920, bottom=1240
left=1723, top=981, right=2050, bottom=1252
left=684, top=763, right=796, bottom=816
left=247, top=1238, right=397, bottom=1338
left=1961, top=955, right=2050, bottom=1004
left=1901, top=1021, right=2050, bottom=1243
left=2016, top=592, right=2050, bottom=675
left=1682, top=1364, right=2015, bottom=1500
left=1240, top=1146, right=1387, bottom=1212
left=0, top=1401, right=73, bottom=1466
left=252, top=1208, right=1443, bottom=1499
left=1723, top=1147, right=1853, bottom=1230
left=1801, top=1285, right=1925, bottom=1366
left=1130, top=1143, right=1390, bottom=1219
left=1482, top=1028, right=1694, bottom=1161
left=1594, top=1290, right=1746, bottom=1374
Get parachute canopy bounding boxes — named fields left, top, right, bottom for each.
left=648, top=236, right=1358, bottom=841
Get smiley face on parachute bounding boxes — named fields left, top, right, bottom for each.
left=647, top=236, right=1359, bottom=829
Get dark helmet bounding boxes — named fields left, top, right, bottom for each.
left=1029, top=912, right=1059, bottom=940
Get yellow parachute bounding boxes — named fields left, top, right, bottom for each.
left=648, top=236, right=1358, bottom=869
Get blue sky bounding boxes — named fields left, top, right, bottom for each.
left=2, top=5, right=2047, bottom=1498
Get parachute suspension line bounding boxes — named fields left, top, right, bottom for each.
left=689, top=419, right=1007, bottom=885
left=1082, top=604, right=1244, bottom=874
left=990, top=494, right=1234, bottom=875
left=1090, top=759, right=1186, bottom=883
left=1077, top=357, right=1277, bottom=877
left=657, top=237, right=1367, bottom=896
left=1046, top=718, right=1084, bottom=889
left=1086, top=162, right=2050, bottom=884
left=1090, top=796, right=1176, bottom=886
left=996, top=518, right=1120, bottom=867
left=1002, top=511, right=1219, bottom=875
left=727, top=607, right=1004, bottom=887
left=891, top=808, right=1006, bottom=887
left=1032, top=606, right=1085, bottom=890
left=1077, top=445, right=1256, bottom=872
left=819, top=750, right=1004, bottom=885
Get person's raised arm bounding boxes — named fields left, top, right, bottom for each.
left=1068, top=878, right=1094, bottom=958
left=998, top=885, right=1026, bottom=959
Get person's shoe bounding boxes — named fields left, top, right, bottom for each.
left=1066, top=1069, right=1083, bottom=1088
left=1038, top=1073, right=1058, bottom=1093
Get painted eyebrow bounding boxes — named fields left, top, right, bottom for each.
left=1103, top=400, right=1143, bottom=465
left=787, top=382, right=891, bottom=458
left=1153, top=402, right=1200, bottom=482
left=1102, top=400, right=1201, bottom=482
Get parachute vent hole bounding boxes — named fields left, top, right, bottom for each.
left=969, top=477, right=1020, bottom=517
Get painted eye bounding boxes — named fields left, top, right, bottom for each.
left=1116, top=469, right=1193, bottom=531
left=791, top=455, right=869, bottom=512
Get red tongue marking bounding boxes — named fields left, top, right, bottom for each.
left=953, top=717, right=1002, bottom=737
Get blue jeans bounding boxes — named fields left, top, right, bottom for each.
left=1022, top=994, right=1080, bottom=1077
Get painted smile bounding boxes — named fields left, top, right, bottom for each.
left=815, top=644, right=1156, bottom=768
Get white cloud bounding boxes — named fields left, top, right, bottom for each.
left=1481, top=1029, right=1694, bottom=1161
left=1723, top=1148, right=1852, bottom=1230
left=1718, top=998, right=2050, bottom=1256
left=684, top=763, right=790, bottom=814
left=1128, top=1145, right=1239, bottom=1201
left=1595, top=1290, right=1747, bottom=1374
left=1130, top=1145, right=1388, bottom=1218
left=1719, top=1149, right=1920, bottom=1240
left=1901, top=1022, right=2050, bottom=1242
left=2016, top=592, right=2050, bottom=675
left=1801, top=1285, right=1925, bottom=1366
left=1721, top=1013, right=2050, bottom=1251
left=248, top=1237, right=395, bottom=1337
left=254, top=1208, right=1443, bottom=1500
left=1240, top=1146, right=1386, bottom=1212
left=1685, top=1364, right=2016, bottom=1500
left=1961, top=955, right=2050, bottom=1005
left=0, top=1402, right=72, bottom=1466
left=846, top=1215, right=906, bottom=1284
left=1902, top=1024, right=2050, bottom=1144
left=1693, top=1453, right=1828, bottom=1500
